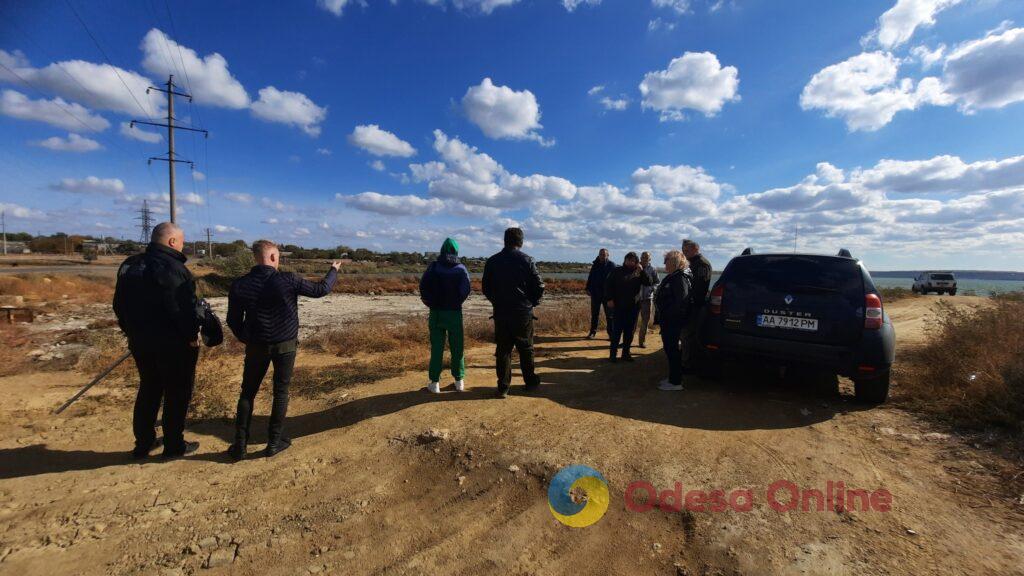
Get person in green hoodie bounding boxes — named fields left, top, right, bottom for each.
left=419, top=238, right=472, bottom=393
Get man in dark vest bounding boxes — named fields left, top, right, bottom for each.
left=225, top=240, right=340, bottom=460
left=481, top=227, right=545, bottom=398
left=113, top=222, right=203, bottom=459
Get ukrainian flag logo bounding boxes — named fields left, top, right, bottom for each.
left=547, top=465, right=610, bottom=528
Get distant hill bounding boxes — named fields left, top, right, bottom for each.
left=872, top=270, right=1024, bottom=281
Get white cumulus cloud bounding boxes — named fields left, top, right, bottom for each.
left=0, top=89, right=109, bottom=131
left=120, top=121, right=162, bottom=143
left=462, top=78, right=552, bottom=145
left=343, top=192, right=445, bottom=216
left=347, top=124, right=417, bottom=157
left=50, top=176, right=126, bottom=196
left=33, top=133, right=102, bottom=153
left=639, top=52, right=740, bottom=121
left=140, top=29, right=250, bottom=109
left=251, top=87, right=327, bottom=136
left=863, top=0, right=962, bottom=50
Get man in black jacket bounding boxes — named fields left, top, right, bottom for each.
left=481, top=227, right=545, bottom=398
left=113, top=222, right=203, bottom=459
left=654, top=250, right=692, bottom=391
left=604, top=252, right=653, bottom=362
left=681, top=239, right=713, bottom=372
left=226, top=240, right=340, bottom=460
left=585, top=248, right=616, bottom=340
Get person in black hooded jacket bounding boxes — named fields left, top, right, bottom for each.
left=585, top=248, right=616, bottom=339
left=420, top=237, right=471, bottom=393
left=603, top=251, right=653, bottom=362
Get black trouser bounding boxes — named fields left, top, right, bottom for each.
left=494, top=312, right=540, bottom=391
left=609, top=305, right=640, bottom=357
left=131, top=340, right=199, bottom=454
left=234, top=339, right=297, bottom=446
left=660, top=318, right=684, bottom=385
left=680, top=307, right=704, bottom=370
left=589, top=295, right=613, bottom=337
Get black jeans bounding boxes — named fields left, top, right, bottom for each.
left=660, top=318, right=684, bottom=385
left=234, top=339, right=297, bottom=446
left=131, top=340, right=199, bottom=454
left=609, top=306, right=640, bottom=357
left=494, top=312, right=540, bottom=391
left=589, top=295, right=613, bottom=337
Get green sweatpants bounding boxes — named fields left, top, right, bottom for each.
left=428, top=309, right=465, bottom=382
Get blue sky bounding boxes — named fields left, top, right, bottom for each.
left=2, top=0, right=1024, bottom=269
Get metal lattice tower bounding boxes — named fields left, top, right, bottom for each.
left=136, top=200, right=154, bottom=243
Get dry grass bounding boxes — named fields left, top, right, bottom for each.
left=0, top=274, right=114, bottom=303
left=878, top=286, right=917, bottom=302
left=896, top=294, right=1024, bottom=433
left=295, top=297, right=594, bottom=396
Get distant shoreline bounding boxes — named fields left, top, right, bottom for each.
left=871, top=270, right=1024, bottom=281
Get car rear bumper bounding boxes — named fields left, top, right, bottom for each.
left=700, top=318, right=895, bottom=378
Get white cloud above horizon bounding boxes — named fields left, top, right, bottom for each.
left=462, top=78, right=553, bottom=146
left=640, top=52, right=740, bottom=121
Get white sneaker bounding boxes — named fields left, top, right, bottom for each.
left=658, top=381, right=684, bottom=391
left=658, top=378, right=670, bottom=387
left=453, top=380, right=465, bottom=392
left=427, top=382, right=441, bottom=394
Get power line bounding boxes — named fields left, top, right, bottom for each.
left=63, top=0, right=158, bottom=122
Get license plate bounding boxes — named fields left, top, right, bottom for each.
left=757, top=314, right=818, bottom=331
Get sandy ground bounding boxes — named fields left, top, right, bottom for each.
left=0, top=294, right=1022, bottom=576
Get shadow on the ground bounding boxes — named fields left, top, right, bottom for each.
left=2, top=336, right=866, bottom=479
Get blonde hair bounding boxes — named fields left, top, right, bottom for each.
left=664, top=250, right=688, bottom=270
left=252, top=239, right=278, bottom=258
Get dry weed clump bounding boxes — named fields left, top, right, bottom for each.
left=878, top=286, right=917, bottom=303
left=0, top=274, right=114, bottom=304
left=897, top=295, right=1024, bottom=432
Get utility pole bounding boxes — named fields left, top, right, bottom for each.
left=206, top=227, right=213, bottom=259
left=131, top=75, right=207, bottom=224
left=136, top=200, right=154, bottom=243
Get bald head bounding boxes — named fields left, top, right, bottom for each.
left=151, top=222, right=185, bottom=252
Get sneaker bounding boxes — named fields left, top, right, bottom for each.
left=131, top=437, right=163, bottom=460
left=586, top=331, right=596, bottom=340
left=162, top=440, right=199, bottom=460
left=658, top=382, right=685, bottom=391
left=264, top=437, right=292, bottom=457
left=657, top=378, right=670, bottom=387
left=608, top=355, right=618, bottom=363
left=622, top=353, right=635, bottom=362
left=496, top=387, right=510, bottom=399
left=427, top=381, right=441, bottom=394
left=453, top=379, right=465, bottom=392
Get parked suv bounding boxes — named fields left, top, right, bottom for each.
left=913, top=271, right=957, bottom=295
left=698, top=249, right=895, bottom=403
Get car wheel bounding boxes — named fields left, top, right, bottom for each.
left=949, top=290, right=956, bottom=296
left=854, top=371, right=889, bottom=404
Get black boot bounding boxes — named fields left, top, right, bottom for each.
left=264, top=437, right=292, bottom=457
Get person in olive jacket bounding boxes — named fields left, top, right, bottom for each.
left=654, top=250, right=692, bottom=391
left=603, top=251, right=653, bottom=362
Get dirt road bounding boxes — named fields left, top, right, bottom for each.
left=0, top=295, right=1021, bottom=575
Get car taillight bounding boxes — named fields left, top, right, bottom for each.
left=864, top=293, right=883, bottom=330
left=709, top=285, right=723, bottom=315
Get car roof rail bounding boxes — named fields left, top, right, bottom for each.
left=837, top=248, right=852, bottom=258
left=740, top=247, right=753, bottom=255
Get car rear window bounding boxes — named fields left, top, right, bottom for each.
left=930, top=273, right=955, bottom=280
left=723, top=255, right=863, bottom=299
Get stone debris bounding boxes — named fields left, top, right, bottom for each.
left=417, top=428, right=450, bottom=444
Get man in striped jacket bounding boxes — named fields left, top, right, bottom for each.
left=226, top=240, right=340, bottom=460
